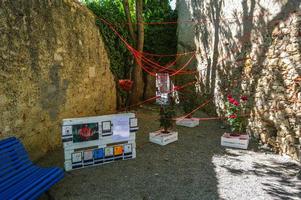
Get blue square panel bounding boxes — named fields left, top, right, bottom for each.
left=93, top=148, right=104, bottom=159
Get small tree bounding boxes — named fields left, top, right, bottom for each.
left=159, top=96, right=175, bottom=133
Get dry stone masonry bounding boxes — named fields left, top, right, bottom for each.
left=0, top=0, right=116, bottom=160
left=177, top=0, right=301, bottom=161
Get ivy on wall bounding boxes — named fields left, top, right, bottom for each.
left=83, top=0, right=177, bottom=78
left=83, top=0, right=133, bottom=80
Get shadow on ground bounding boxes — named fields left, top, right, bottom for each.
left=38, top=105, right=300, bottom=200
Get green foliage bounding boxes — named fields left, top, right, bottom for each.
left=225, top=95, right=248, bottom=133
left=83, top=0, right=177, bottom=104
left=144, top=0, right=178, bottom=65
left=83, top=0, right=133, bottom=80
left=83, top=0, right=177, bottom=78
left=225, top=101, right=242, bottom=132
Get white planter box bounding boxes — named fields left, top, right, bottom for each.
left=221, top=133, right=249, bottom=149
left=176, top=118, right=199, bottom=127
left=149, top=131, right=178, bottom=146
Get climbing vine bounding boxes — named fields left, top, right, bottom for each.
left=82, top=0, right=177, bottom=78
left=83, top=0, right=133, bottom=80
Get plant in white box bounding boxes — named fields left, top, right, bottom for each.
left=221, top=94, right=250, bottom=149
left=225, top=94, right=249, bottom=135
left=149, top=96, right=178, bottom=145
left=159, top=99, right=176, bottom=134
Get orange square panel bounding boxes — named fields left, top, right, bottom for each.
left=114, top=146, right=123, bottom=156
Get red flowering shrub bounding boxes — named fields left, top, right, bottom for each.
left=225, top=94, right=248, bottom=133
left=119, top=79, right=133, bottom=91
left=228, top=114, right=237, bottom=119
left=240, top=96, right=248, bottom=101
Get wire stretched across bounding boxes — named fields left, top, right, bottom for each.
left=98, top=17, right=198, bottom=76
left=118, top=80, right=197, bottom=111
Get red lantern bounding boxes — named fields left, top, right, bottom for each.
left=119, top=79, right=133, bottom=91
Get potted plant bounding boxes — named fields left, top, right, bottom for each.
left=149, top=96, right=178, bottom=145
left=159, top=106, right=175, bottom=133
left=221, top=94, right=250, bottom=149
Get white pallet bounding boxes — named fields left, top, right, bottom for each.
left=221, top=133, right=249, bottom=149
left=61, top=113, right=138, bottom=171
left=149, top=131, right=178, bottom=145
left=62, top=113, right=136, bottom=125
left=64, top=142, right=136, bottom=171
left=63, top=132, right=136, bottom=150
left=176, top=118, right=199, bottom=127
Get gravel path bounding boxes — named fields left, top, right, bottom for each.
left=39, top=105, right=301, bottom=200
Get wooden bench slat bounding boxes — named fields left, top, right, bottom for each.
left=0, top=137, right=17, bottom=146
left=0, top=160, right=33, bottom=179
left=0, top=140, right=20, bottom=152
left=0, top=145, right=29, bottom=164
left=0, top=158, right=32, bottom=178
left=29, top=171, right=64, bottom=200
left=2, top=168, right=61, bottom=200
left=0, top=168, right=47, bottom=199
left=17, top=168, right=64, bottom=200
left=0, top=153, right=31, bottom=171
left=0, top=137, right=64, bottom=200
left=0, top=142, right=29, bottom=157
left=0, top=164, right=38, bottom=192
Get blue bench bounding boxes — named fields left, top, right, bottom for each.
left=0, top=137, right=64, bottom=200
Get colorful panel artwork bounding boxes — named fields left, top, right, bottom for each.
left=123, top=144, right=132, bottom=154
left=93, top=148, right=104, bottom=159
left=112, top=116, right=130, bottom=141
left=105, top=147, right=114, bottom=157
left=129, top=118, right=138, bottom=128
left=83, top=150, right=93, bottom=161
left=102, top=121, right=111, bottom=133
left=72, top=123, right=99, bottom=143
left=62, top=126, right=72, bottom=136
left=72, top=152, right=82, bottom=164
left=114, top=146, right=123, bottom=156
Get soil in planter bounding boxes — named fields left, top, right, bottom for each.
left=161, top=130, right=170, bottom=134
left=229, top=133, right=242, bottom=137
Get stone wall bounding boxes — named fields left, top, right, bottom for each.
left=177, top=0, right=301, bottom=160
left=0, top=0, right=116, bottom=160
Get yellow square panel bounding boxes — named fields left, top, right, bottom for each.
left=114, top=146, right=123, bottom=156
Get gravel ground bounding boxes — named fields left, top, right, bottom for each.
left=38, top=105, right=301, bottom=200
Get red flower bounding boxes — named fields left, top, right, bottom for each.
left=119, top=79, right=133, bottom=91
left=227, top=94, right=233, bottom=100
left=240, top=95, right=248, bottom=101
left=227, top=95, right=240, bottom=106
left=232, top=100, right=240, bottom=106
left=79, top=125, right=93, bottom=140
left=228, top=114, right=237, bottom=119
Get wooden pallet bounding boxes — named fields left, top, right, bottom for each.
left=61, top=113, right=138, bottom=171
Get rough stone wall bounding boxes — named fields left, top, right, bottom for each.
left=0, top=0, right=116, bottom=160
left=177, top=0, right=301, bottom=160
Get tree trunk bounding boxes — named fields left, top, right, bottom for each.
left=131, top=0, right=145, bottom=103
left=122, top=0, right=136, bottom=108
left=122, top=0, right=136, bottom=44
